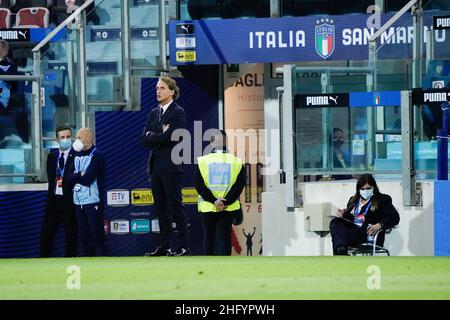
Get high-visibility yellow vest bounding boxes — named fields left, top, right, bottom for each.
left=197, top=152, right=243, bottom=213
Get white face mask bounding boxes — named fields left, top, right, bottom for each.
left=72, top=139, right=84, bottom=152
left=360, top=188, right=374, bottom=200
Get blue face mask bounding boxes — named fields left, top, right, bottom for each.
left=59, top=138, right=72, bottom=151
left=359, top=188, right=374, bottom=200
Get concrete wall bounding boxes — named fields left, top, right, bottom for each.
left=262, top=180, right=435, bottom=256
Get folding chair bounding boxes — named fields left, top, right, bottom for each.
left=348, top=227, right=394, bottom=256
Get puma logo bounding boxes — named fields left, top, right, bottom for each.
left=181, top=25, right=190, bottom=33
left=329, top=96, right=338, bottom=104
left=18, top=30, right=27, bottom=39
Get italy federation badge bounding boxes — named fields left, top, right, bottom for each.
left=315, top=19, right=335, bottom=59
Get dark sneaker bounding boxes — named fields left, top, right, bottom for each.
left=173, top=247, right=191, bottom=256
left=144, top=247, right=172, bottom=256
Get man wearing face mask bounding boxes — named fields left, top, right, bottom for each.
left=40, top=125, right=77, bottom=257
left=331, top=128, right=352, bottom=180
left=330, top=174, right=400, bottom=255
left=66, top=128, right=108, bottom=256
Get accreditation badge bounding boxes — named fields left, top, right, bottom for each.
left=57, top=177, right=63, bottom=188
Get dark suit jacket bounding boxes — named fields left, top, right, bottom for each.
left=141, top=101, right=186, bottom=175
left=343, top=193, right=400, bottom=230
left=46, top=148, right=76, bottom=210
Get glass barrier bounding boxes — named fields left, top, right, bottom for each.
left=0, top=77, right=33, bottom=184
left=130, top=0, right=163, bottom=76
left=84, top=0, right=123, bottom=105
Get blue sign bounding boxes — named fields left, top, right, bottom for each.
left=0, top=28, right=67, bottom=42
left=30, top=28, right=67, bottom=42
left=90, top=28, right=122, bottom=42
left=48, top=62, right=118, bottom=75
left=90, top=28, right=159, bottom=42
left=131, top=28, right=159, bottom=40
left=350, top=91, right=401, bottom=107
left=169, top=13, right=449, bottom=65
left=296, top=91, right=401, bottom=108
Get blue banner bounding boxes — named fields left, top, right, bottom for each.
left=169, top=13, right=449, bottom=65
left=295, top=91, right=401, bottom=108
left=90, top=27, right=159, bottom=42
left=48, top=62, right=118, bottom=75
left=0, top=28, right=67, bottom=42
left=350, top=91, right=401, bottom=107
left=434, top=181, right=450, bottom=256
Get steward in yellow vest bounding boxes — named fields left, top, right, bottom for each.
left=194, top=130, right=245, bottom=255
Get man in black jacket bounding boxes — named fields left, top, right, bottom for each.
left=40, top=125, right=77, bottom=257
left=142, top=76, right=190, bottom=256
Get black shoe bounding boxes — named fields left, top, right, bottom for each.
left=173, top=247, right=191, bottom=256
left=144, top=247, right=172, bottom=256
left=335, top=246, right=348, bottom=256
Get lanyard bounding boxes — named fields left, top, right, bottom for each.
left=76, top=148, right=96, bottom=172
left=354, top=199, right=371, bottom=216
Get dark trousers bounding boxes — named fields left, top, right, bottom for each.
left=75, top=203, right=108, bottom=256
left=40, top=196, right=77, bottom=257
left=329, top=218, right=367, bottom=255
left=202, top=212, right=232, bottom=256
left=151, top=173, right=189, bottom=250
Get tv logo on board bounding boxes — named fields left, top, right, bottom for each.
left=315, top=19, right=335, bottom=59
left=176, top=37, right=196, bottom=49
left=107, top=189, right=130, bottom=207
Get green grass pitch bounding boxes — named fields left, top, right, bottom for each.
left=0, top=256, right=449, bottom=299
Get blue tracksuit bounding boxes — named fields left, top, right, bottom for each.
left=67, top=145, right=108, bottom=256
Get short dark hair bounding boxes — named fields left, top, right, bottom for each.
left=159, top=76, right=180, bottom=100
left=55, top=125, right=72, bottom=138
left=333, top=128, right=343, bottom=135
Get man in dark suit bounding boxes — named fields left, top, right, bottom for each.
left=40, top=125, right=77, bottom=257
left=331, top=128, right=352, bottom=180
left=142, top=76, right=190, bottom=256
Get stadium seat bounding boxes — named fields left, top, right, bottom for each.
left=348, top=227, right=396, bottom=256
left=14, top=7, right=50, bottom=28
left=0, top=8, right=11, bottom=28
